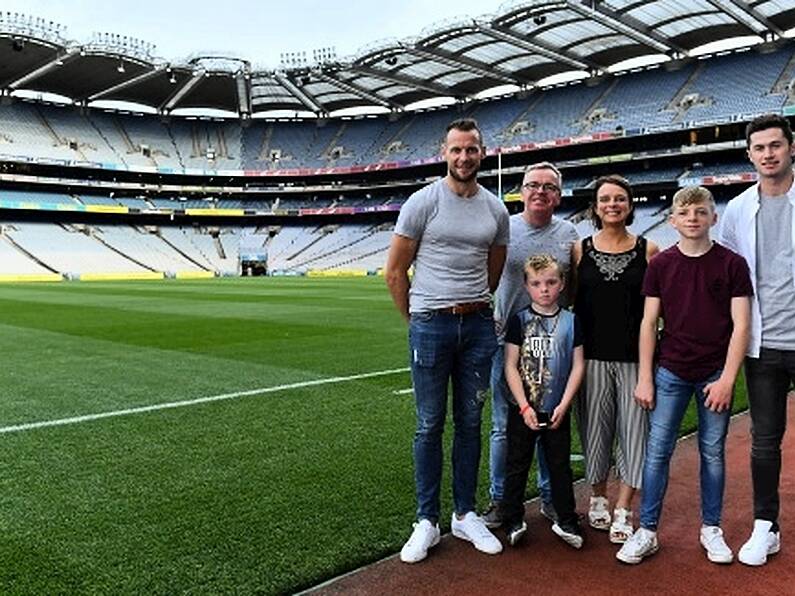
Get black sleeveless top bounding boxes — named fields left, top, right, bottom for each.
left=574, top=235, right=648, bottom=362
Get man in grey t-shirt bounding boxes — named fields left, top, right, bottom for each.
left=719, top=113, right=795, bottom=566
left=482, top=162, right=578, bottom=528
left=385, top=118, right=509, bottom=563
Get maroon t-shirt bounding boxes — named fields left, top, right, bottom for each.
left=642, top=242, right=753, bottom=382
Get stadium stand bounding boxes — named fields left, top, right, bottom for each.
left=94, top=225, right=206, bottom=273
left=685, top=161, right=754, bottom=177
left=677, top=49, right=790, bottom=122
left=76, top=194, right=123, bottom=206
left=0, top=103, right=76, bottom=161
left=0, top=38, right=794, bottom=278
left=0, top=226, right=55, bottom=275
left=0, top=189, right=81, bottom=205
left=588, top=64, right=696, bottom=133
left=4, top=222, right=151, bottom=277
left=0, top=45, right=792, bottom=174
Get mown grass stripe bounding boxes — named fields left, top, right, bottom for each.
left=0, top=366, right=409, bottom=434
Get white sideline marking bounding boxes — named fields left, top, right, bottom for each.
left=392, top=388, right=414, bottom=395
left=0, top=367, right=410, bottom=435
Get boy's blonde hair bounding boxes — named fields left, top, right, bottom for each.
left=523, top=253, right=563, bottom=281
left=672, top=185, right=715, bottom=211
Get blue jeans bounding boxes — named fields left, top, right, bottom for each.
left=409, top=309, right=497, bottom=522
left=490, top=343, right=552, bottom=505
left=639, top=366, right=731, bottom=530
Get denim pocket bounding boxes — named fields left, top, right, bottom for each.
left=409, top=315, right=440, bottom=368
left=409, top=311, right=435, bottom=323
left=476, top=308, right=495, bottom=322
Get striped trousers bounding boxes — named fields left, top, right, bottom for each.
left=576, top=359, right=648, bottom=489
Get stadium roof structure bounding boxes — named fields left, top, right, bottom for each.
left=1, top=0, right=794, bottom=117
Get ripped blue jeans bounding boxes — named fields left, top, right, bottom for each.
left=409, top=309, right=497, bottom=522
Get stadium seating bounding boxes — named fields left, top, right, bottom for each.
left=678, top=50, right=790, bottom=122
left=94, top=225, right=206, bottom=273
left=685, top=161, right=753, bottom=177
left=588, top=65, right=696, bottom=133
left=0, top=225, right=56, bottom=274
left=1, top=45, right=792, bottom=172
left=5, top=222, right=151, bottom=277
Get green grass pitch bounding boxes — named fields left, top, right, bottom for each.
left=0, top=277, right=747, bottom=595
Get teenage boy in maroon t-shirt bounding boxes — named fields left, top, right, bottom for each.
left=616, top=186, right=752, bottom=565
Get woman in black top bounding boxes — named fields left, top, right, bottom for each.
left=573, top=175, right=658, bottom=544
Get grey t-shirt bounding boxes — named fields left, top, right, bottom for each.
left=757, top=193, right=795, bottom=349
left=494, top=214, right=579, bottom=336
left=395, top=178, right=510, bottom=312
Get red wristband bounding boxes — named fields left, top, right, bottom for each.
left=519, top=404, right=530, bottom=415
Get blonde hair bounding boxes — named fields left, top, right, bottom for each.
left=523, top=253, right=563, bottom=280
left=672, top=185, right=715, bottom=210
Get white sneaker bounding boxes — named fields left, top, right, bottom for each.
left=588, top=496, right=611, bottom=530
left=551, top=522, right=584, bottom=549
left=451, top=511, right=503, bottom=555
left=609, top=508, right=634, bottom=544
left=506, top=520, right=527, bottom=547
left=700, top=526, right=733, bottom=564
left=738, top=520, right=781, bottom=566
left=616, top=527, right=659, bottom=564
left=400, top=519, right=440, bottom=563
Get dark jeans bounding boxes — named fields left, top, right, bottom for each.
left=490, top=345, right=553, bottom=504
left=502, top=405, right=578, bottom=529
left=745, top=348, right=795, bottom=529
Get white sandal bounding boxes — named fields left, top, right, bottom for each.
left=588, top=496, right=611, bottom=531
left=610, top=508, right=634, bottom=544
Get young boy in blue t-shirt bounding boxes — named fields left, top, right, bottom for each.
left=502, top=254, right=585, bottom=548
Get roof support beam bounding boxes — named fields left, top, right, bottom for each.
left=708, top=0, right=785, bottom=37
left=273, top=72, right=325, bottom=115
left=568, top=0, right=686, bottom=56
left=315, top=72, right=401, bottom=110
left=479, top=22, right=596, bottom=71
left=406, top=44, right=521, bottom=85
left=349, top=65, right=456, bottom=97
left=7, top=48, right=80, bottom=89
left=161, top=71, right=203, bottom=112
left=85, top=65, right=166, bottom=102
left=235, top=72, right=251, bottom=116
left=653, top=10, right=718, bottom=31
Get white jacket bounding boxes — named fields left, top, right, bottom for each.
left=718, top=176, right=795, bottom=357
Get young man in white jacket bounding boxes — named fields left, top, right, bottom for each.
left=718, top=113, right=795, bottom=567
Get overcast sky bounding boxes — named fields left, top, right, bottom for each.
left=3, top=0, right=506, bottom=68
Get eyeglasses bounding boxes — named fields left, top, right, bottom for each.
left=522, top=181, right=560, bottom=193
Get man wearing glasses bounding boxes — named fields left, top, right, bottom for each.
left=483, top=162, right=579, bottom=529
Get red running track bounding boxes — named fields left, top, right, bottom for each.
left=308, top=403, right=794, bottom=595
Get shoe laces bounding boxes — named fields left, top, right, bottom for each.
left=407, top=521, right=433, bottom=546
left=465, top=516, right=493, bottom=540
left=702, top=526, right=723, bottom=541
left=631, top=528, right=655, bottom=548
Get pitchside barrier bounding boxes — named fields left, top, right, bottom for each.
left=78, top=272, right=165, bottom=281
left=306, top=269, right=368, bottom=277
left=0, top=273, right=63, bottom=283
